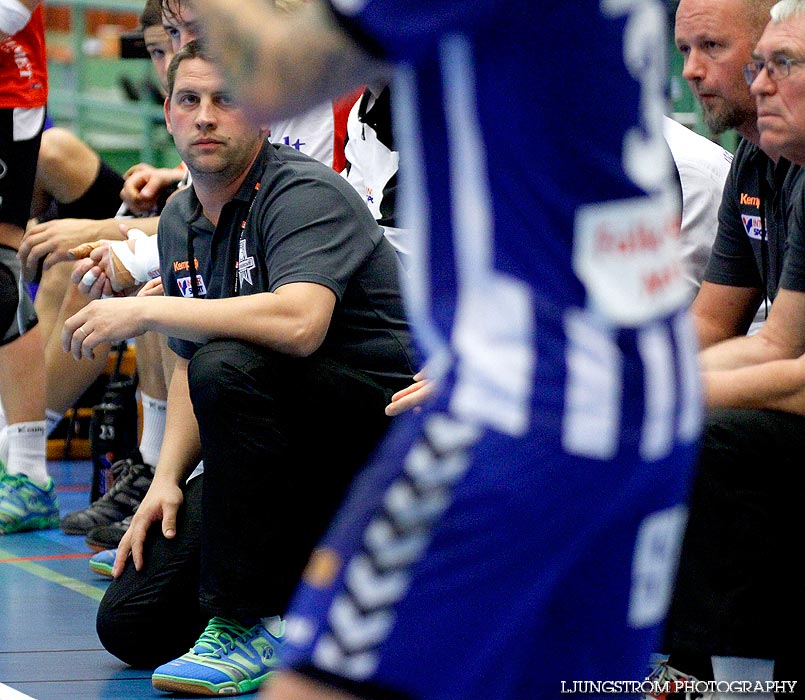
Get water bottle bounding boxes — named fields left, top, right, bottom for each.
left=89, top=380, right=138, bottom=502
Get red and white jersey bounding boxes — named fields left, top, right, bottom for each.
left=267, top=88, right=361, bottom=171
left=0, top=5, right=48, bottom=109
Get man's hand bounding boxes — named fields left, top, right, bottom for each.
left=138, top=277, right=164, bottom=297
left=112, top=478, right=184, bottom=577
left=71, top=251, right=114, bottom=300
left=121, top=163, right=184, bottom=215
left=69, top=224, right=154, bottom=295
left=62, top=296, right=151, bottom=359
left=19, top=217, right=114, bottom=280
left=385, top=371, right=435, bottom=416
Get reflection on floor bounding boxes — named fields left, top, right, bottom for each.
left=0, top=459, right=210, bottom=700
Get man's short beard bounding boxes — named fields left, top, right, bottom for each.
left=701, top=101, right=755, bottom=136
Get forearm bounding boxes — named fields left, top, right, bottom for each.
left=74, top=218, right=129, bottom=242
left=699, top=332, right=790, bottom=371
left=123, top=217, right=160, bottom=236
left=144, top=286, right=332, bottom=356
left=154, top=358, right=201, bottom=486
left=695, top=315, right=739, bottom=350
left=704, top=356, right=805, bottom=413
left=78, top=216, right=159, bottom=241
left=690, top=281, right=761, bottom=350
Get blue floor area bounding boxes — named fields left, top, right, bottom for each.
left=0, top=459, right=210, bottom=700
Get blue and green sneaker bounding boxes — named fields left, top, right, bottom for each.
left=89, top=548, right=117, bottom=578
left=152, top=616, right=283, bottom=696
left=0, top=472, right=59, bottom=534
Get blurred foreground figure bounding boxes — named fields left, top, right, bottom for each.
left=193, top=1, right=704, bottom=698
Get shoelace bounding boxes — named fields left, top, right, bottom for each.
left=109, top=462, right=150, bottom=497
left=109, top=457, right=133, bottom=482
left=97, top=460, right=152, bottom=506
left=193, top=617, right=257, bottom=658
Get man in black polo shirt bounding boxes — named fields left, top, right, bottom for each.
left=679, top=0, right=803, bottom=347
left=651, top=0, right=805, bottom=691
left=63, top=41, right=416, bottom=696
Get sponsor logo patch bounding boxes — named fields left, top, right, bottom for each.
left=740, top=192, right=761, bottom=208
left=176, top=275, right=207, bottom=298
left=741, top=214, right=763, bottom=240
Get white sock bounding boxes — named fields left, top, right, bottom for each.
left=6, top=421, right=49, bottom=485
left=46, top=409, right=64, bottom=436
left=260, top=615, right=285, bottom=638
left=712, top=656, right=774, bottom=700
left=0, top=396, right=6, bottom=432
left=138, top=392, right=166, bottom=466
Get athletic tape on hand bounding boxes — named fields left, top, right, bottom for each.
left=80, top=269, right=98, bottom=288
left=108, top=232, right=160, bottom=285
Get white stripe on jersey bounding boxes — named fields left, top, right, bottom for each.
left=329, top=0, right=368, bottom=15
left=438, top=33, right=493, bottom=287
left=673, top=311, right=703, bottom=443
left=392, top=65, right=450, bottom=376
left=563, top=309, right=622, bottom=459
left=309, top=411, right=480, bottom=681
left=564, top=308, right=701, bottom=461
left=440, top=34, right=535, bottom=437
left=638, top=322, right=676, bottom=461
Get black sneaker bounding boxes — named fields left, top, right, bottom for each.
left=60, top=452, right=154, bottom=535
left=86, top=514, right=132, bottom=551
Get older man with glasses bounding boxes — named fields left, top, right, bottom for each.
left=654, top=0, right=805, bottom=694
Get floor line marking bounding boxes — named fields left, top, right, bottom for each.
left=0, top=553, right=94, bottom=564
left=0, top=547, right=106, bottom=602
left=0, top=681, right=37, bottom=700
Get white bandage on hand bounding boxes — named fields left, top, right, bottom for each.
left=0, top=0, right=33, bottom=36
left=107, top=229, right=160, bottom=291
left=80, top=269, right=98, bottom=288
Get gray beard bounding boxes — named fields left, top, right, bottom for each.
left=701, top=101, right=755, bottom=136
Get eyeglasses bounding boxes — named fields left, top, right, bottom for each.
left=743, top=56, right=805, bottom=85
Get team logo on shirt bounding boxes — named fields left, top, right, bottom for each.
left=740, top=192, right=761, bottom=208
left=741, top=214, right=763, bottom=240
left=176, top=275, right=207, bottom=297
left=237, top=239, right=256, bottom=288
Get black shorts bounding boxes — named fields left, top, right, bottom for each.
left=664, top=407, right=805, bottom=661
left=0, top=244, right=38, bottom=345
left=0, top=106, right=46, bottom=229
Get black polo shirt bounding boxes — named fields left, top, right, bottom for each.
left=704, top=139, right=805, bottom=302
left=158, top=141, right=416, bottom=384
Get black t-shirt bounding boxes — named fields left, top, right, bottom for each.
left=704, top=139, right=805, bottom=301
left=158, top=141, right=416, bottom=385
left=780, top=173, right=805, bottom=291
